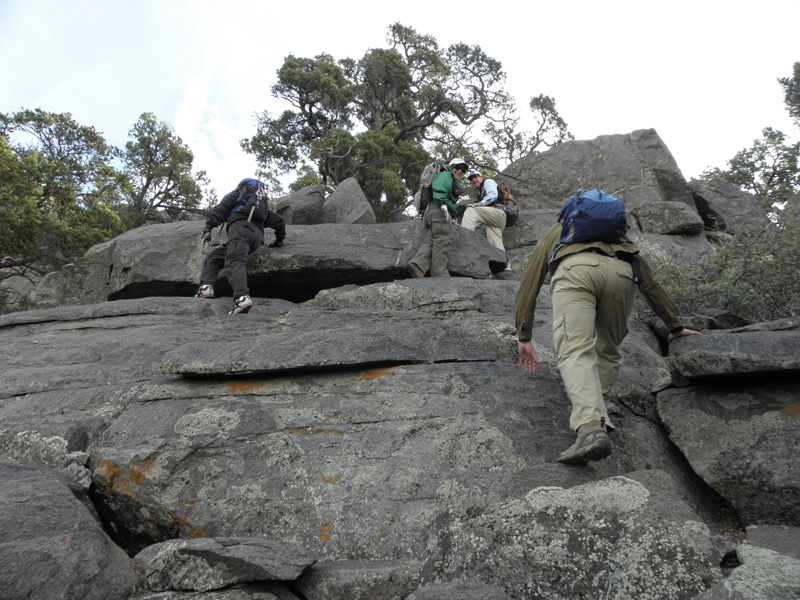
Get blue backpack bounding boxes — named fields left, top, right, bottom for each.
left=231, top=178, right=269, bottom=224
left=556, top=189, right=629, bottom=244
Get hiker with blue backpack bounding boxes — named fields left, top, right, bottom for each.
left=407, top=158, right=468, bottom=278
left=195, top=178, right=286, bottom=314
left=515, top=189, right=700, bottom=465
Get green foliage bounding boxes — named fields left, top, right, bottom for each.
left=779, top=61, right=800, bottom=128
left=1, top=109, right=127, bottom=273
left=483, top=95, right=573, bottom=166
left=703, top=127, right=799, bottom=209
left=1, top=108, right=211, bottom=297
left=288, top=165, right=324, bottom=192
left=0, top=136, right=43, bottom=259
left=651, top=205, right=800, bottom=322
left=703, top=63, right=800, bottom=209
left=666, top=61, right=800, bottom=323
left=243, top=23, right=566, bottom=222
left=122, top=112, right=212, bottom=227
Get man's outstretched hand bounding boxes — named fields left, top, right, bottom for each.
left=668, top=327, right=701, bottom=342
left=518, top=341, right=540, bottom=374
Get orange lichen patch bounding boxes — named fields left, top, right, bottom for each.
left=321, top=474, right=340, bottom=484
left=272, top=378, right=298, bottom=386
left=93, top=455, right=206, bottom=540
left=295, top=427, right=343, bottom=436
left=226, top=382, right=265, bottom=395
left=329, top=414, right=339, bottom=420
left=320, top=520, right=335, bottom=542
left=779, top=404, right=800, bottom=421
left=358, top=366, right=402, bottom=381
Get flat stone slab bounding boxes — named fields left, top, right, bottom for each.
left=161, top=310, right=497, bottom=376
left=668, top=331, right=800, bottom=379
left=135, top=537, right=316, bottom=592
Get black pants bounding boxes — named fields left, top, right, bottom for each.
left=200, top=219, right=263, bottom=298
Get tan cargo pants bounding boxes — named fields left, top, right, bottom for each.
left=550, top=251, right=638, bottom=431
left=461, top=205, right=507, bottom=253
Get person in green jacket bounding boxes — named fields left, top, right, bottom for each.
left=408, top=158, right=468, bottom=278
left=515, top=220, right=700, bottom=465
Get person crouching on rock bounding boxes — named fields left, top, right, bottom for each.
left=195, top=178, right=286, bottom=314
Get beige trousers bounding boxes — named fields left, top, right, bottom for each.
left=550, top=252, right=637, bottom=431
left=461, top=205, right=507, bottom=253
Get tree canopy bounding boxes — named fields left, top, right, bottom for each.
left=1, top=109, right=213, bottom=309
left=666, top=61, right=800, bottom=322
left=242, top=23, right=571, bottom=221
left=704, top=62, right=800, bottom=209
left=123, top=112, right=211, bottom=227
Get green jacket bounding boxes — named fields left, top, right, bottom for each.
left=515, top=223, right=684, bottom=341
left=430, top=165, right=460, bottom=217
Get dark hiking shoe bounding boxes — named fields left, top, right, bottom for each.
left=407, top=263, right=425, bottom=278
left=556, top=418, right=612, bottom=465
left=229, top=295, right=253, bottom=314
left=195, top=284, right=214, bottom=298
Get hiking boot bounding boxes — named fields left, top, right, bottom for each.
left=556, top=418, right=612, bottom=465
left=195, top=284, right=214, bottom=299
left=407, top=263, right=425, bottom=278
left=229, top=295, right=253, bottom=314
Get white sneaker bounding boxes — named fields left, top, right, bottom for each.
left=229, top=295, right=253, bottom=314
left=195, top=284, right=214, bottom=298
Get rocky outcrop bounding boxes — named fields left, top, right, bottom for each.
left=273, top=185, right=326, bottom=225
left=501, top=128, right=695, bottom=208
left=0, top=460, right=136, bottom=600
left=689, top=178, right=772, bottom=233
left=322, top=177, right=377, bottom=224
left=135, top=538, right=316, bottom=592
left=2, top=130, right=798, bottom=599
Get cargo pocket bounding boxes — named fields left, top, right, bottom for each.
left=552, top=314, right=566, bottom=355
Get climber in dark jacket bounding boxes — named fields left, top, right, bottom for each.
left=195, top=178, right=285, bottom=314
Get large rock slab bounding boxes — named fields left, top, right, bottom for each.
left=135, top=537, right=316, bottom=592
left=695, top=543, right=800, bottom=599
left=669, top=331, right=800, bottom=380
left=424, top=470, right=723, bottom=599
left=295, top=560, right=421, bottom=600
left=0, top=460, right=136, bottom=600
left=657, top=378, right=800, bottom=526
left=273, top=185, right=326, bottom=225
left=32, top=221, right=507, bottom=309
left=690, top=178, right=771, bottom=233
left=160, top=308, right=499, bottom=376
left=407, top=582, right=514, bottom=600
left=322, top=177, right=376, bottom=224
left=501, top=128, right=694, bottom=209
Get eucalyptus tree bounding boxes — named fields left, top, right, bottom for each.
left=0, top=108, right=126, bottom=272
left=122, top=112, right=212, bottom=226
left=243, top=23, right=537, bottom=221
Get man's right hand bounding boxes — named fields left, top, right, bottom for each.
left=518, top=341, right=540, bottom=374
left=201, top=230, right=212, bottom=247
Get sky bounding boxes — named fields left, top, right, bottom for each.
left=1, top=0, right=798, bottom=199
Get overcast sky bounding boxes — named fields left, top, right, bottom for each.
left=1, top=0, right=798, bottom=198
